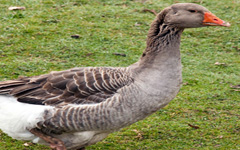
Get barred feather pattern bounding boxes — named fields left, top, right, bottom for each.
left=0, top=67, right=133, bottom=106
left=38, top=83, right=142, bottom=135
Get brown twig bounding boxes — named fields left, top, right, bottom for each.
left=142, top=9, right=158, bottom=16
left=188, top=123, right=200, bottom=129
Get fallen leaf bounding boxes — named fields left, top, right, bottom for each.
left=230, top=84, right=240, bottom=89
left=42, top=19, right=60, bottom=23
left=8, top=6, right=26, bottom=10
left=214, top=62, right=227, bottom=66
left=23, top=143, right=29, bottom=146
left=71, top=34, right=80, bottom=39
left=85, top=53, right=93, bottom=57
left=188, top=123, right=200, bottom=129
left=132, top=129, right=144, bottom=140
left=232, top=46, right=240, bottom=51
left=112, top=53, right=126, bottom=57
left=230, top=84, right=240, bottom=92
left=134, top=22, right=141, bottom=26
left=135, top=0, right=149, bottom=3
left=218, top=135, right=223, bottom=139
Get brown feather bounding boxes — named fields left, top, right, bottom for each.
left=0, top=67, right=133, bottom=106
left=51, top=79, right=69, bottom=90
left=18, top=97, right=44, bottom=105
left=11, top=84, right=40, bottom=97
left=66, top=80, right=79, bottom=93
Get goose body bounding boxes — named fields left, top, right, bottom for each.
left=0, top=3, right=229, bottom=150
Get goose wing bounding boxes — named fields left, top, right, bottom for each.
left=0, top=67, right=133, bottom=106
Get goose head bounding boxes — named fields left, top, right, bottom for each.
left=163, top=3, right=230, bottom=28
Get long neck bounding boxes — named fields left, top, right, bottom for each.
left=139, top=14, right=184, bottom=66
left=124, top=14, right=184, bottom=125
left=133, top=16, right=184, bottom=80
left=131, top=18, right=184, bottom=102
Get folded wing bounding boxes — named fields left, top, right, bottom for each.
left=0, top=67, right=133, bottom=106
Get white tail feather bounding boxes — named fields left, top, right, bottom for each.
left=0, top=95, right=52, bottom=141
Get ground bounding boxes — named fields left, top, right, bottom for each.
left=0, top=0, right=239, bottom=149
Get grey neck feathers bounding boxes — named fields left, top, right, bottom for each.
left=141, top=8, right=184, bottom=59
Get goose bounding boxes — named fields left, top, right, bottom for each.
left=0, top=3, right=230, bottom=150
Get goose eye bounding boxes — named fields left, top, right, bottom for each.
left=188, top=10, right=197, bottom=13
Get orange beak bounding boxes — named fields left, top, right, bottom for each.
left=203, top=12, right=230, bottom=27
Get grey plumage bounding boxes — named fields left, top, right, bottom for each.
left=0, top=3, right=230, bottom=150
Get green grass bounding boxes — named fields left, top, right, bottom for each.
left=0, top=0, right=239, bottom=149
